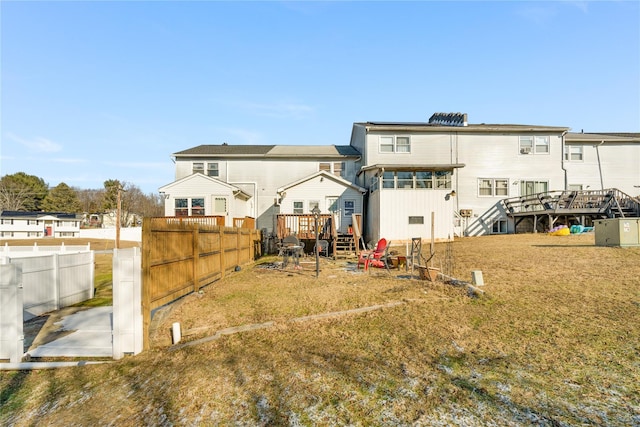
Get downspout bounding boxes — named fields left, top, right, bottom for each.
left=560, top=131, right=568, bottom=190
left=595, top=141, right=605, bottom=190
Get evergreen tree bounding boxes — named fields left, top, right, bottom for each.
left=0, top=172, right=49, bottom=211
left=41, top=182, right=83, bottom=213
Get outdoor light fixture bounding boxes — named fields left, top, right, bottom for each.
left=445, top=190, right=456, bottom=201
left=312, top=206, right=321, bottom=278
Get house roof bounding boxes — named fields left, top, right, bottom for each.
left=0, top=211, right=79, bottom=219
left=355, top=122, right=570, bottom=133
left=565, top=132, right=640, bottom=143
left=158, top=173, right=252, bottom=200
left=277, top=170, right=366, bottom=194
left=173, top=144, right=360, bottom=158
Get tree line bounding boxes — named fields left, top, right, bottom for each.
left=0, top=172, right=164, bottom=225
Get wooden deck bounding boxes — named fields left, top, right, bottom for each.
left=501, top=188, right=640, bottom=232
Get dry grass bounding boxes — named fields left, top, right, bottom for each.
left=1, top=233, right=639, bottom=426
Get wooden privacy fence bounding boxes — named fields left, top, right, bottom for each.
left=141, top=217, right=261, bottom=349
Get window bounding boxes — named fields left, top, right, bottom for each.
left=416, top=171, right=433, bottom=189
left=175, top=198, right=189, bottom=216
left=396, top=136, right=411, bottom=153
left=520, top=180, right=548, bottom=196
left=376, top=170, right=453, bottom=190
left=333, top=162, right=343, bottom=176
left=520, top=136, right=550, bottom=155
left=370, top=175, right=379, bottom=192
left=193, top=162, right=204, bottom=174
left=519, top=136, right=533, bottom=154
left=397, top=172, right=413, bottom=189
left=214, top=197, right=227, bottom=215
left=382, top=171, right=395, bottom=189
left=309, top=200, right=320, bottom=212
left=408, top=216, right=424, bottom=224
left=293, top=201, right=304, bottom=214
left=207, top=163, right=219, bottom=177
left=478, top=179, right=508, bottom=197
left=535, top=136, right=549, bottom=154
left=379, top=135, right=411, bottom=153
left=564, top=145, right=583, bottom=161
left=344, top=200, right=355, bottom=216
left=479, top=179, right=493, bottom=196
left=191, top=198, right=205, bottom=216
left=492, top=219, right=507, bottom=234
left=568, top=184, right=583, bottom=191
left=435, top=171, right=452, bottom=189
left=319, top=162, right=331, bottom=172
left=380, top=136, right=394, bottom=153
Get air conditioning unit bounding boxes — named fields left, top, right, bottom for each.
left=520, top=147, right=532, bottom=154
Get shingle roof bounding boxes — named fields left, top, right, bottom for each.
left=174, top=145, right=275, bottom=156
left=173, top=144, right=360, bottom=158
left=0, top=211, right=79, bottom=219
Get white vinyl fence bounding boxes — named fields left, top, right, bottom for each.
left=1, top=251, right=95, bottom=321
left=112, top=247, right=143, bottom=359
left=0, top=264, right=24, bottom=363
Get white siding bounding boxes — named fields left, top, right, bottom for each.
left=565, top=142, right=640, bottom=195
left=279, top=174, right=363, bottom=234
left=368, top=189, right=454, bottom=245
left=160, top=175, right=248, bottom=221
left=455, top=132, right=565, bottom=236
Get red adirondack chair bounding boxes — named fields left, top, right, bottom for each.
left=357, top=238, right=389, bottom=270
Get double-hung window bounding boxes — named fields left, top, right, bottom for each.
left=175, top=197, right=205, bottom=216
left=293, top=201, right=304, bottom=214
left=191, top=198, right=205, bottom=216
left=379, top=136, right=411, bottom=153
left=520, top=136, right=550, bottom=155
left=192, top=162, right=205, bottom=174
left=479, top=179, right=508, bottom=197
left=344, top=200, right=355, bottom=216
left=564, top=145, right=583, bottom=161
left=207, top=163, right=219, bottom=177
left=175, top=198, right=189, bottom=216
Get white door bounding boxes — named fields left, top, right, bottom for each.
left=326, top=197, right=340, bottom=232
left=213, top=196, right=228, bottom=223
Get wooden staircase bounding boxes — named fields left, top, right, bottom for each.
left=333, top=233, right=357, bottom=259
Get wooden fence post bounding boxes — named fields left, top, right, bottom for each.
left=141, top=217, right=152, bottom=351
left=193, top=223, right=200, bottom=292
left=219, top=226, right=226, bottom=279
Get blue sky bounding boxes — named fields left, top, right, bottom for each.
left=2, top=1, right=639, bottom=194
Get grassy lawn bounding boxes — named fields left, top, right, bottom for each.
left=1, top=233, right=639, bottom=426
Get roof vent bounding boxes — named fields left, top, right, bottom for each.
left=428, top=112, right=468, bottom=127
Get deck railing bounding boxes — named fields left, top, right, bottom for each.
left=276, top=214, right=334, bottom=240
left=502, top=188, right=639, bottom=217
left=160, top=215, right=226, bottom=227
left=233, top=216, right=256, bottom=229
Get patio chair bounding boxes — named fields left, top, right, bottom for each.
left=357, top=238, right=389, bottom=270
left=279, top=235, right=304, bottom=269
left=314, top=239, right=329, bottom=257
